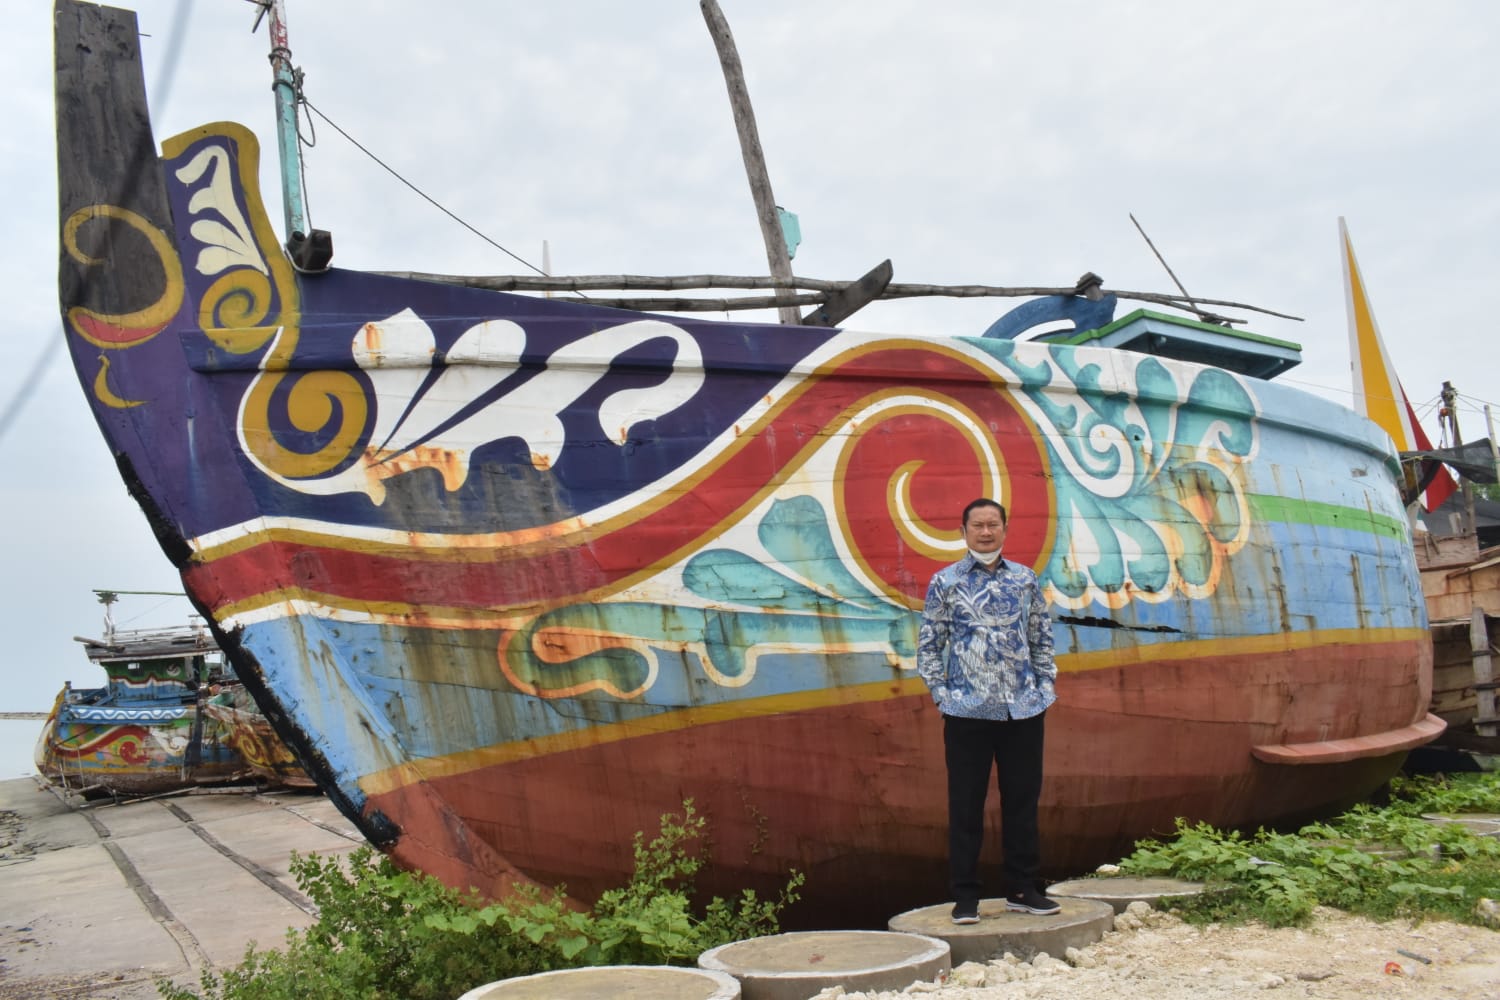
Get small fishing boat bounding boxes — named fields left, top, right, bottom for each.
left=35, top=593, right=311, bottom=797
left=53, top=1, right=1440, bottom=922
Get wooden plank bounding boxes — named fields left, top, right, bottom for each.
left=801, top=259, right=894, bottom=327
left=1251, top=713, right=1446, bottom=765
left=55, top=0, right=175, bottom=323
left=1430, top=729, right=1500, bottom=754
left=1432, top=646, right=1474, bottom=670
left=1431, top=693, right=1476, bottom=719
left=1433, top=663, right=1477, bottom=689
left=1472, top=608, right=1497, bottom=737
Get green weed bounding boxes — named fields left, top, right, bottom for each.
left=1119, top=771, right=1500, bottom=927
left=157, top=800, right=802, bottom=1000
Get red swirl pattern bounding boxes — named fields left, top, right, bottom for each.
left=836, top=386, right=1053, bottom=606
left=188, top=342, right=1055, bottom=617
left=49, top=725, right=153, bottom=760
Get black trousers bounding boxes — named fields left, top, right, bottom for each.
left=943, top=711, right=1046, bottom=903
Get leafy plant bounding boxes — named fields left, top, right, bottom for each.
left=1119, top=771, right=1500, bottom=927
left=1388, top=770, right=1500, bottom=815
left=158, top=801, right=801, bottom=1000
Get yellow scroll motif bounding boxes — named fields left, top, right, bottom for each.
left=241, top=366, right=371, bottom=479
left=198, top=270, right=280, bottom=355
left=62, top=204, right=185, bottom=351
left=91, top=355, right=144, bottom=409
left=163, top=122, right=372, bottom=482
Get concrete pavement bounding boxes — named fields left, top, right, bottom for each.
left=0, top=776, right=364, bottom=999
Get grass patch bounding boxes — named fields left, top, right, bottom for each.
left=1118, top=771, right=1500, bottom=927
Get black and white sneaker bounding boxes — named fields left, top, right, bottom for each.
left=950, top=900, right=980, bottom=924
left=1004, top=888, right=1060, bottom=915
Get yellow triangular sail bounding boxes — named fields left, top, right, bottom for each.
left=1341, top=217, right=1417, bottom=451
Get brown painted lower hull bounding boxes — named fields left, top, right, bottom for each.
left=364, top=636, right=1430, bottom=927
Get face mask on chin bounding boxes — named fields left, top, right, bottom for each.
left=968, top=548, right=1001, bottom=566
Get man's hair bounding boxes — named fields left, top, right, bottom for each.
left=962, top=498, right=1007, bottom=527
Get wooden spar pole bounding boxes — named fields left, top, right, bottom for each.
left=1129, top=213, right=1228, bottom=325
left=700, top=1, right=799, bottom=324
left=1442, top=380, right=1479, bottom=545
left=255, top=0, right=332, bottom=270
left=371, top=270, right=1306, bottom=320
left=263, top=1, right=307, bottom=245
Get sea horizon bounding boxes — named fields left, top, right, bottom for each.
left=0, top=718, right=43, bottom=781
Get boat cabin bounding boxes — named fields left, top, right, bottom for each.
left=1041, top=309, right=1303, bottom=380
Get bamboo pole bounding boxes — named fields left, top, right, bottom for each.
left=544, top=293, right=824, bottom=313
left=700, top=0, right=799, bottom=324
left=1130, top=213, right=1226, bottom=324
left=374, top=270, right=1303, bottom=321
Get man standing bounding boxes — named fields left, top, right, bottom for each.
left=917, top=498, right=1058, bottom=924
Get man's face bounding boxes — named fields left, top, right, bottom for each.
left=963, top=506, right=1007, bottom=554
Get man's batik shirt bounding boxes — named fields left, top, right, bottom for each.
left=916, top=553, right=1057, bottom=720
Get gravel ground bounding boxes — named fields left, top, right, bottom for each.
left=2, top=905, right=1497, bottom=999
left=812, top=903, right=1500, bottom=1000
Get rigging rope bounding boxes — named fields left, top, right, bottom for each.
left=300, top=98, right=551, bottom=280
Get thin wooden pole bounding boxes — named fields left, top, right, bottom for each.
left=1130, top=213, right=1226, bottom=324
left=1485, top=405, right=1500, bottom=485
left=700, top=0, right=799, bottom=324
left=1443, top=381, right=1479, bottom=543
left=1471, top=608, right=1497, bottom=737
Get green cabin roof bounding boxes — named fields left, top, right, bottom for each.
left=1041, top=308, right=1302, bottom=380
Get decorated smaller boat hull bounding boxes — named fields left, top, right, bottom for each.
left=35, top=687, right=244, bottom=797
left=203, top=700, right=319, bottom=788
left=34, top=615, right=311, bottom=798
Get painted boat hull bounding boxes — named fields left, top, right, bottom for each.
left=202, top=701, right=319, bottom=789
left=54, top=2, right=1436, bottom=925
left=34, top=627, right=312, bottom=797
left=36, top=688, right=246, bottom=797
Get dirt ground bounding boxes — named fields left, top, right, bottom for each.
left=815, top=904, right=1500, bottom=1000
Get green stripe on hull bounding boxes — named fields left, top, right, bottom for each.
left=1249, top=493, right=1408, bottom=542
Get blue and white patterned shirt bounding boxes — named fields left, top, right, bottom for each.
left=917, top=554, right=1057, bottom=720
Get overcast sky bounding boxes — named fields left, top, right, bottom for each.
left=2, top=1, right=1496, bottom=770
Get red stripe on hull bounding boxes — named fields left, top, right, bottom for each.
left=186, top=346, right=1053, bottom=614
left=362, top=637, right=1429, bottom=927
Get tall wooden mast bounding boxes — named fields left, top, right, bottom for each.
left=254, top=0, right=332, bottom=271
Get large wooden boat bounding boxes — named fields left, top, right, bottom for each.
left=54, top=2, right=1441, bottom=923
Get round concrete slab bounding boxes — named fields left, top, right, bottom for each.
left=888, top=897, right=1114, bottom=964
left=1422, top=813, right=1500, bottom=838
left=698, top=930, right=949, bottom=1000
left=1047, top=876, right=1208, bottom=913
left=457, top=965, right=741, bottom=1000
